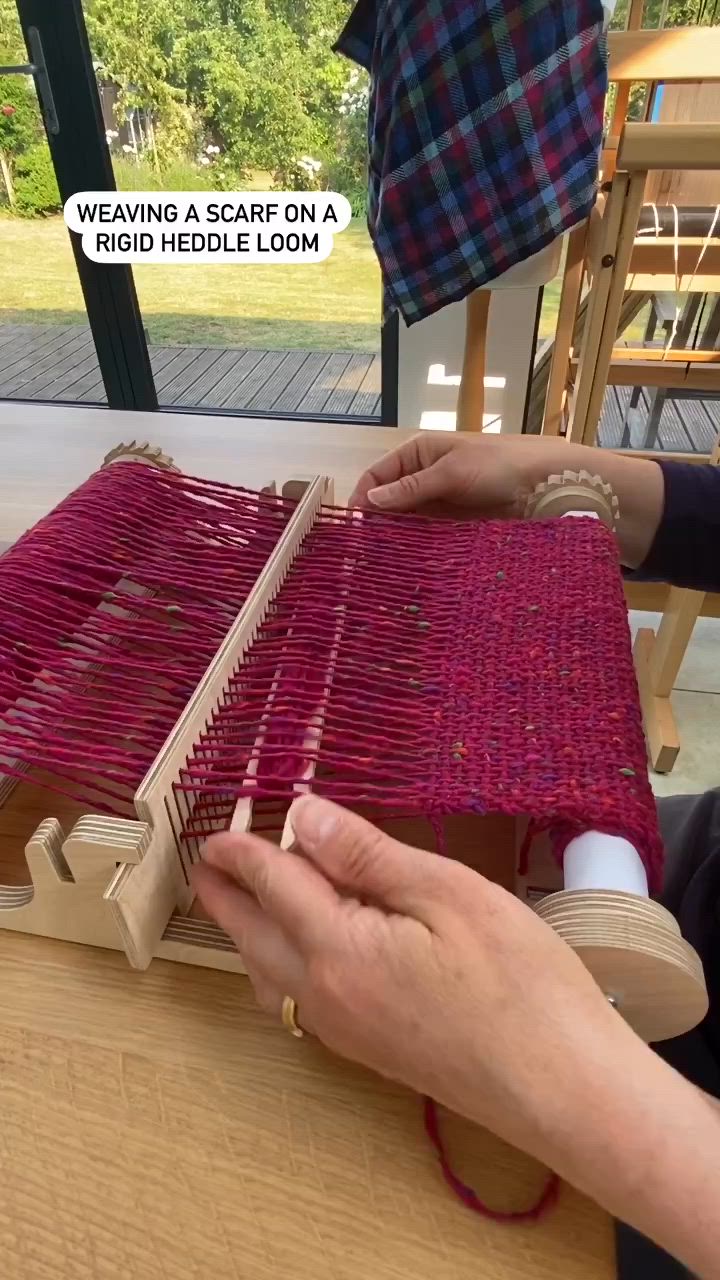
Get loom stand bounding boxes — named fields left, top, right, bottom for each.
left=0, top=808, right=247, bottom=973
left=631, top=433, right=720, bottom=774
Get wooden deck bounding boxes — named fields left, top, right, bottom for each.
left=1, top=322, right=717, bottom=447
left=598, top=383, right=719, bottom=452
left=0, top=323, right=381, bottom=417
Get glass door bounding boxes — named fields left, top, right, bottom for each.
left=0, top=4, right=108, bottom=403
left=83, top=0, right=384, bottom=419
left=4, top=0, right=393, bottom=421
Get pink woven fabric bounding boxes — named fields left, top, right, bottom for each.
left=176, top=504, right=663, bottom=890
left=0, top=464, right=662, bottom=885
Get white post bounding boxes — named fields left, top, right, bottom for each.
left=558, top=509, right=650, bottom=898
left=563, top=832, right=649, bottom=897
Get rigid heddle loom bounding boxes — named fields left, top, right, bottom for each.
left=0, top=443, right=708, bottom=1052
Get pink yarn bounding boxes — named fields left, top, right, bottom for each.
left=423, top=1099, right=560, bottom=1222
left=173, top=504, right=663, bottom=890
left=0, top=463, right=293, bottom=810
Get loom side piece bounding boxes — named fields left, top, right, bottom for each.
left=0, top=817, right=136, bottom=953
left=0, top=811, right=250, bottom=970
left=535, top=889, right=708, bottom=1043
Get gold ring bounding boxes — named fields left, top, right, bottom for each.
left=281, top=995, right=304, bottom=1038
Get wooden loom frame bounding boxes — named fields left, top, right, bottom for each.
left=0, top=452, right=708, bottom=1042
left=0, top=464, right=333, bottom=974
left=0, top=460, right=514, bottom=972
left=0, top=458, right=522, bottom=973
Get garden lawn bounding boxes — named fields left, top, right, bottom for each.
left=0, top=214, right=382, bottom=352
left=1, top=213, right=638, bottom=353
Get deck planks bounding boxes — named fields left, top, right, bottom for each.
left=0, top=324, right=381, bottom=417
left=2, top=323, right=717, bottom=443
left=599, top=383, right=718, bottom=453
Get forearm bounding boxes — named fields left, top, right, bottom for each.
left=520, top=439, right=720, bottom=590
left=540, top=1028, right=720, bottom=1277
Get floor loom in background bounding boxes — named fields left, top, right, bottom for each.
left=544, top=118, right=720, bottom=773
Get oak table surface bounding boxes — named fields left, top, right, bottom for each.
left=0, top=409, right=613, bottom=1280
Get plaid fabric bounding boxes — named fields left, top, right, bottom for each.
left=335, top=0, right=608, bottom=325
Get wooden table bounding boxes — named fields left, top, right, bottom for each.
left=0, top=405, right=613, bottom=1280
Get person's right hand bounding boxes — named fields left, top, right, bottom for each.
left=193, top=795, right=645, bottom=1174
left=195, top=796, right=720, bottom=1279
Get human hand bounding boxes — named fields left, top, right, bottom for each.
left=348, top=430, right=580, bottom=516
left=192, top=794, right=634, bottom=1170
left=348, top=430, right=665, bottom=568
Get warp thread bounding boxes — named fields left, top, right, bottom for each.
left=0, top=462, right=293, bottom=810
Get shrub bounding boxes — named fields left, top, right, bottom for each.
left=14, top=143, right=62, bottom=216
left=347, top=187, right=367, bottom=219
left=112, top=155, right=217, bottom=192
left=0, top=72, right=40, bottom=159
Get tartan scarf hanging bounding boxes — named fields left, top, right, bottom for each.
left=335, top=0, right=608, bottom=325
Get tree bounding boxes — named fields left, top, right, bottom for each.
left=0, top=2, right=42, bottom=207
left=170, top=0, right=352, bottom=181
left=84, top=0, right=361, bottom=188
left=0, top=0, right=25, bottom=60
left=0, top=75, right=40, bottom=205
left=85, top=0, right=201, bottom=163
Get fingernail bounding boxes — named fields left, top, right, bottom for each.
left=289, top=795, right=339, bottom=848
left=367, top=485, right=393, bottom=508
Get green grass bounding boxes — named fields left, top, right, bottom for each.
left=0, top=212, right=646, bottom=352
left=0, top=214, right=382, bottom=351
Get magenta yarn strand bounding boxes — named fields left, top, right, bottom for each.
left=423, top=1099, right=560, bottom=1222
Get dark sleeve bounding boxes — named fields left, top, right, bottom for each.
left=631, top=461, right=720, bottom=593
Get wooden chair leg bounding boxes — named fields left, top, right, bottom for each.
left=456, top=289, right=491, bottom=432
left=634, top=589, right=704, bottom=773
left=543, top=223, right=587, bottom=436
left=642, top=387, right=667, bottom=450
left=701, top=295, right=720, bottom=348
left=574, top=172, right=648, bottom=446
left=566, top=173, right=630, bottom=444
